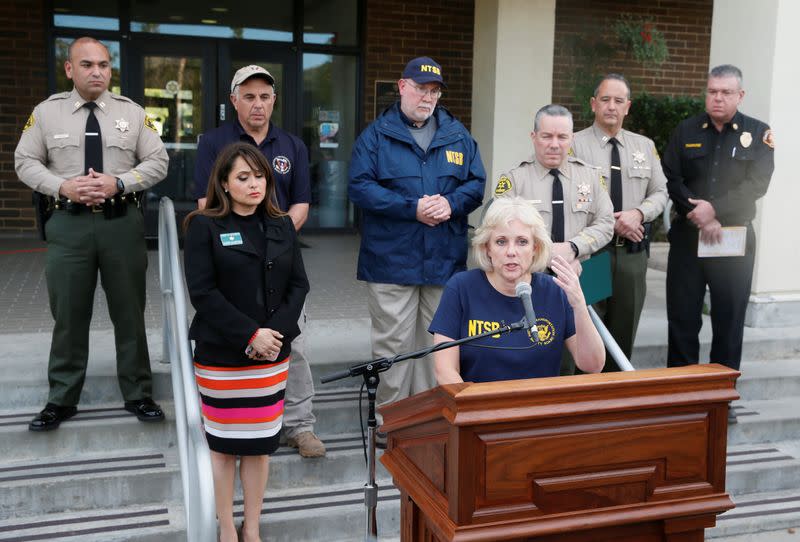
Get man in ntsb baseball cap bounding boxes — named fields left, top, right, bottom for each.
left=401, top=56, right=447, bottom=88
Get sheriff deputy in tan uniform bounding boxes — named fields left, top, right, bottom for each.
left=571, top=74, right=667, bottom=371
left=15, top=36, right=168, bottom=432
left=494, top=104, right=614, bottom=267
left=493, top=104, right=613, bottom=375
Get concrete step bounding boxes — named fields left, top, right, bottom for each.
left=707, top=488, right=800, bottom=539
left=0, top=503, right=185, bottom=542
left=0, top=450, right=180, bottom=518
left=735, top=359, right=800, bottom=401
left=306, top=387, right=368, bottom=434
left=0, top=404, right=177, bottom=461
left=726, top=442, right=800, bottom=496
left=2, top=372, right=174, bottom=411
left=251, top=480, right=401, bottom=542
left=270, top=433, right=390, bottom=489
left=712, top=528, right=800, bottom=541
left=729, top=398, right=800, bottom=446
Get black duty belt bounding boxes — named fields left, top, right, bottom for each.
left=610, top=222, right=653, bottom=254
left=53, top=193, right=142, bottom=219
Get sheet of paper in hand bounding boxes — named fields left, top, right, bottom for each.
left=697, top=226, right=747, bottom=258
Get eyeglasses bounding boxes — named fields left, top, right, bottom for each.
left=405, top=80, right=443, bottom=99
left=706, top=89, right=740, bottom=99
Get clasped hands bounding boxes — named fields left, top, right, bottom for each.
left=687, top=198, right=722, bottom=244
left=248, top=328, right=284, bottom=361
left=416, top=194, right=451, bottom=226
left=58, top=168, right=117, bottom=206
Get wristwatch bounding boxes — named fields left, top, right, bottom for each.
left=569, top=241, right=579, bottom=258
left=115, top=177, right=125, bottom=196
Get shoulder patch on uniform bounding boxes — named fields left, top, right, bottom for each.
left=763, top=129, right=775, bottom=149
left=494, top=175, right=512, bottom=196
left=22, top=113, right=35, bottom=132
left=568, top=147, right=575, bottom=156
left=144, top=115, right=159, bottom=133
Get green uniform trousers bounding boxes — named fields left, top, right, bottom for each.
left=594, top=243, right=648, bottom=372
left=44, top=207, right=152, bottom=406
left=561, top=243, right=647, bottom=375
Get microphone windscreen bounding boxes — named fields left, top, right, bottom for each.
left=515, top=282, right=532, bottom=297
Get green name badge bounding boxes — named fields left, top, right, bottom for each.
left=220, top=232, right=243, bottom=246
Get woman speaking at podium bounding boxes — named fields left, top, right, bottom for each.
left=429, top=197, right=604, bottom=384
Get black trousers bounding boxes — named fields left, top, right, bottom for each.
left=666, top=218, right=755, bottom=371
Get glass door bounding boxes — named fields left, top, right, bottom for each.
left=127, top=39, right=216, bottom=237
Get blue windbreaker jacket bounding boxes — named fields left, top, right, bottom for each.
left=348, top=104, right=486, bottom=285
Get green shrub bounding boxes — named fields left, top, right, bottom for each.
left=625, top=93, right=704, bottom=155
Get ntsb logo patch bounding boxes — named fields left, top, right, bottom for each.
left=530, top=317, right=555, bottom=345
left=272, top=155, right=291, bottom=175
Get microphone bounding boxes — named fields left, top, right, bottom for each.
left=515, top=282, right=538, bottom=341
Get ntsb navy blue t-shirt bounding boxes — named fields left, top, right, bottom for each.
left=428, top=269, right=575, bottom=383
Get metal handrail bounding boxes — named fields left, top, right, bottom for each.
left=158, top=197, right=216, bottom=542
left=587, top=306, right=635, bottom=371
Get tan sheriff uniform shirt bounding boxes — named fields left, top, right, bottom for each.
left=494, top=156, right=614, bottom=257
left=15, top=88, right=168, bottom=197
left=571, top=124, right=667, bottom=222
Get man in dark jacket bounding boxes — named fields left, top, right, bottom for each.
left=349, top=57, right=485, bottom=439
left=662, top=65, right=774, bottom=422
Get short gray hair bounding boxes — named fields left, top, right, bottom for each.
left=534, top=104, right=573, bottom=132
left=473, top=197, right=552, bottom=274
left=709, top=64, right=743, bottom=88
left=594, top=73, right=631, bottom=99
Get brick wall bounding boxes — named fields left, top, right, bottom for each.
left=362, top=0, right=475, bottom=129
left=552, top=0, right=713, bottom=129
left=0, top=0, right=46, bottom=234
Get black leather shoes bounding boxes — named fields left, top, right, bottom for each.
left=124, top=398, right=165, bottom=422
left=29, top=403, right=77, bottom=432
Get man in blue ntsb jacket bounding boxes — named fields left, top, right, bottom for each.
left=349, top=57, right=485, bottom=440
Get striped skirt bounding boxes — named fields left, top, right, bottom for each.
left=193, top=358, right=290, bottom=456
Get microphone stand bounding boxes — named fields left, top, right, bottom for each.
left=320, top=317, right=531, bottom=541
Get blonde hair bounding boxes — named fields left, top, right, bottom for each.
left=473, top=197, right=552, bottom=273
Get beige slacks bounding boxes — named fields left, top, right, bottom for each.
left=366, top=282, right=443, bottom=425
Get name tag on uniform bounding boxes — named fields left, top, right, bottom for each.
left=220, top=232, right=243, bottom=246
left=53, top=133, right=70, bottom=139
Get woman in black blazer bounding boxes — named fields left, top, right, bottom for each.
left=184, top=142, right=309, bottom=542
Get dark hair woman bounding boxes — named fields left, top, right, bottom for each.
left=184, top=142, right=309, bottom=542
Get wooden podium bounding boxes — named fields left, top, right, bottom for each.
left=380, top=365, right=739, bottom=541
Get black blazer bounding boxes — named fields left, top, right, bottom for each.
left=184, top=211, right=309, bottom=356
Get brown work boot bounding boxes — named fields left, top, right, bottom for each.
left=287, top=431, right=326, bottom=458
